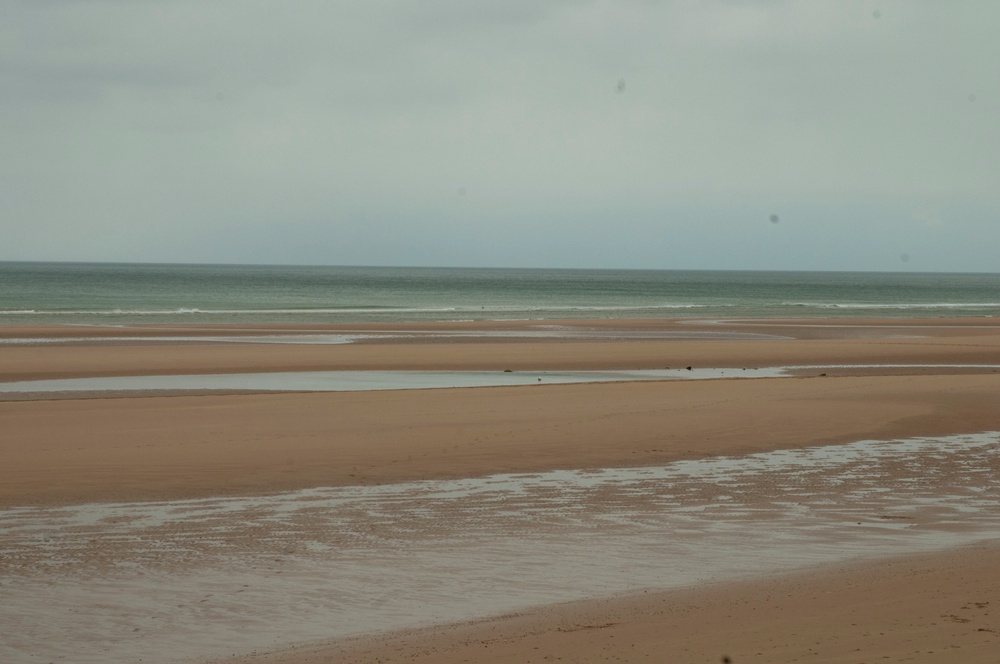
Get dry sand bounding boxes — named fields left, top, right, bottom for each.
left=2, top=318, right=999, bottom=662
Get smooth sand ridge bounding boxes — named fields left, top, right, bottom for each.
left=3, top=373, right=1000, bottom=507
left=3, top=318, right=1000, bottom=663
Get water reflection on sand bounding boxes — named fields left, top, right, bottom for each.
left=2, top=432, right=999, bottom=664
left=2, top=365, right=999, bottom=397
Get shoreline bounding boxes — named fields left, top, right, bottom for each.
left=3, top=317, right=1000, bottom=663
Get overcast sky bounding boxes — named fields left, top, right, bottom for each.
left=2, top=1, right=998, bottom=271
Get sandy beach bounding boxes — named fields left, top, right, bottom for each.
left=2, top=318, right=999, bottom=662
left=255, top=542, right=1000, bottom=664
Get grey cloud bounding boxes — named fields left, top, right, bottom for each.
left=2, top=1, right=998, bottom=270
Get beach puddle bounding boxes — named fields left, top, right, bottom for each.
left=1, top=432, right=999, bottom=663
left=2, top=365, right=999, bottom=398
left=0, top=368, right=780, bottom=396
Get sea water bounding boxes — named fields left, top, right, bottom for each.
left=2, top=262, right=999, bottom=325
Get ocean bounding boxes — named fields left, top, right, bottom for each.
left=1, top=261, right=999, bottom=325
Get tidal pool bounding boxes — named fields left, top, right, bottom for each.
left=1, top=365, right=998, bottom=397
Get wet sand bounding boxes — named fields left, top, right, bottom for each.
left=5, top=432, right=1000, bottom=662
left=2, top=318, right=1000, bottom=662
left=278, top=542, right=1000, bottom=664
left=3, top=317, right=1000, bottom=384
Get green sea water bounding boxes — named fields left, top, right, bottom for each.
left=1, top=262, right=998, bottom=325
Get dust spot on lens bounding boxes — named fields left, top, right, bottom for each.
left=769, top=214, right=780, bottom=224
left=872, top=9, right=882, bottom=19
left=901, top=253, right=910, bottom=263
left=617, top=79, right=626, bottom=94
